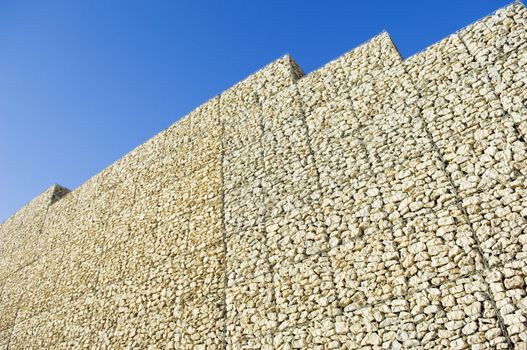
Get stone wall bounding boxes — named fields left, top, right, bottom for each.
left=1, top=3, right=526, bottom=349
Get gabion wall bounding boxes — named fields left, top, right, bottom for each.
left=1, top=3, right=526, bottom=349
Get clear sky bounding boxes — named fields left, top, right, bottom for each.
left=0, top=0, right=514, bottom=222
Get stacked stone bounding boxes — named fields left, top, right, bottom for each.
left=264, top=34, right=406, bottom=348
left=260, top=82, right=334, bottom=347
left=1, top=2, right=527, bottom=349
left=0, top=185, right=69, bottom=279
left=459, top=4, right=527, bottom=346
left=461, top=3, right=527, bottom=141
left=406, top=4, right=527, bottom=347
left=221, top=56, right=305, bottom=348
left=8, top=169, right=113, bottom=347
left=176, top=98, right=223, bottom=349
left=0, top=185, right=69, bottom=345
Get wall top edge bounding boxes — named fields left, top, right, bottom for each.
left=297, top=31, right=401, bottom=83
left=405, top=1, right=523, bottom=63
left=1, top=183, right=70, bottom=226
left=6, top=2, right=522, bottom=225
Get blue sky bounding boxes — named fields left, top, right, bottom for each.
left=0, top=0, right=514, bottom=222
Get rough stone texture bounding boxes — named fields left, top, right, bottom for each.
left=1, top=3, right=527, bottom=349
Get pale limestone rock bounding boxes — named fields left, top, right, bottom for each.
left=1, top=4, right=527, bottom=349
left=334, top=321, right=348, bottom=334
left=504, top=276, right=525, bottom=289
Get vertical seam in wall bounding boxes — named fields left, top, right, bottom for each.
left=52, top=191, right=79, bottom=252
left=178, top=122, right=192, bottom=346
left=256, top=91, right=277, bottom=340
left=457, top=31, right=520, bottom=350
left=293, top=85, right=324, bottom=217
left=293, top=83, right=342, bottom=321
left=177, top=110, right=197, bottom=347
left=402, top=61, right=514, bottom=350
left=218, top=95, right=229, bottom=350
left=403, top=64, right=490, bottom=267
left=33, top=201, right=52, bottom=258
left=337, top=50, right=411, bottom=323
left=348, top=103, right=411, bottom=332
